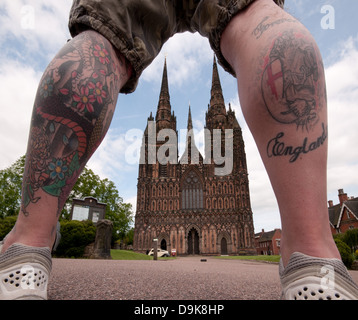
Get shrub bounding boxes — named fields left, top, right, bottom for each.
left=0, top=216, right=17, bottom=240
left=335, top=238, right=354, bottom=269
left=55, top=220, right=96, bottom=258
left=342, top=229, right=358, bottom=253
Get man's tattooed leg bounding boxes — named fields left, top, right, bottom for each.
left=2, top=30, right=131, bottom=251
left=220, top=0, right=340, bottom=266
left=22, top=30, right=130, bottom=216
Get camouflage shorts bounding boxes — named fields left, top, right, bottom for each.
left=69, top=0, right=284, bottom=93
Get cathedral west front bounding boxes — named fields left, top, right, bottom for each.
left=133, top=58, right=256, bottom=256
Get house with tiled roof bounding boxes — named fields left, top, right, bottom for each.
left=328, top=189, right=358, bottom=234
left=255, top=228, right=281, bottom=256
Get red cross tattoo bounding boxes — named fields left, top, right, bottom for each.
left=266, top=61, right=283, bottom=100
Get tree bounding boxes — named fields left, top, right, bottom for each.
left=342, top=229, right=358, bottom=253
left=0, top=156, right=25, bottom=218
left=0, top=157, right=133, bottom=242
left=64, top=167, right=133, bottom=242
left=334, top=238, right=354, bottom=269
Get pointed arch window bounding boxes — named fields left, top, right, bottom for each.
left=181, top=171, right=203, bottom=210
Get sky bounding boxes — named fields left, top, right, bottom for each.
left=0, top=0, right=357, bottom=233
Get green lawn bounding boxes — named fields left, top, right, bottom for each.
left=110, top=249, right=176, bottom=260
left=110, top=250, right=280, bottom=263
left=215, top=255, right=281, bottom=263
left=110, top=249, right=153, bottom=260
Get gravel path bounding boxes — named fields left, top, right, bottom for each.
left=48, top=256, right=283, bottom=300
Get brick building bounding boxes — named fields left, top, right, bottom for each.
left=133, top=58, right=256, bottom=256
left=328, top=189, right=358, bottom=234
left=255, top=229, right=281, bottom=256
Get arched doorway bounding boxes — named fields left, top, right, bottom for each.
left=188, top=228, right=199, bottom=255
left=221, top=238, right=228, bottom=255
left=161, top=239, right=167, bottom=250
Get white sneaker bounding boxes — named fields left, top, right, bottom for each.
left=0, top=243, right=52, bottom=300
left=280, top=252, right=358, bottom=300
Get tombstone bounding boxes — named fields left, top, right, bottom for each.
left=90, top=219, right=113, bottom=259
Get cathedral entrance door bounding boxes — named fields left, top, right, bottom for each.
left=161, top=239, right=167, bottom=250
left=221, top=238, right=228, bottom=255
left=188, top=228, right=199, bottom=255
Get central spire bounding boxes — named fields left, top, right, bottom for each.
left=187, top=104, right=193, bottom=131
left=180, top=104, right=202, bottom=165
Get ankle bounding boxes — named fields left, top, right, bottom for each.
left=1, top=227, right=55, bottom=254
left=280, top=236, right=341, bottom=267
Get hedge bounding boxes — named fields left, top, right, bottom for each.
left=334, top=238, right=354, bottom=269
left=55, top=220, right=96, bottom=258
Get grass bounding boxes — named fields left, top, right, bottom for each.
left=215, top=255, right=281, bottom=263
left=110, top=249, right=152, bottom=260
left=110, top=249, right=176, bottom=260
left=110, top=250, right=280, bottom=263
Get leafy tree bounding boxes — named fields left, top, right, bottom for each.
left=63, top=167, right=133, bottom=241
left=125, top=227, right=134, bottom=245
left=342, top=229, right=358, bottom=253
left=334, top=238, right=354, bottom=269
left=0, top=216, right=17, bottom=240
left=0, top=157, right=133, bottom=243
left=0, top=156, right=25, bottom=218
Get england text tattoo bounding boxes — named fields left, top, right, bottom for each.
left=261, top=30, right=326, bottom=132
left=267, top=123, right=327, bottom=163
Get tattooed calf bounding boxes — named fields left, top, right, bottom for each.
left=21, top=31, right=124, bottom=216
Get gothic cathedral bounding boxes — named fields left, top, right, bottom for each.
left=133, top=58, right=256, bottom=255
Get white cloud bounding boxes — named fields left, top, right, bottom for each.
left=141, top=32, right=213, bottom=87
left=0, top=0, right=72, bottom=60
left=326, top=37, right=358, bottom=199
left=0, top=61, right=42, bottom=168
left=0, top=1, right=73, bottom=169
left=86, top=129, right=140, bottom=180
left=229, top=96, right=281, bottom=232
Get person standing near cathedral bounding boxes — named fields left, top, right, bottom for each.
left=1, top=0, right=358, bottom=300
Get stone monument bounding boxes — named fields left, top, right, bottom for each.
left=90, top=219, right=113, bottom=259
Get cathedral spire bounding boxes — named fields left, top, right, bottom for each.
left=186, top=104, right=196, bottom=151
left=206, top=56, right=227, bottom=131
left=209, top=56, right=226, bottom=115
left=180, top=104, right=202, bottom=165
left=159, top=57, right=170, bottom=104
left=211, top=55, right=223, bottom=96
left=156, top=58, right=173, bottom=130
left=187, top=104, right=193, bottom=131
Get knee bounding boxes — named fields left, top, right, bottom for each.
left=221, top=0, right=294, bottom=75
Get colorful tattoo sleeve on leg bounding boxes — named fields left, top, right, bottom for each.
left=21, top=31, right=130, bottom=216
